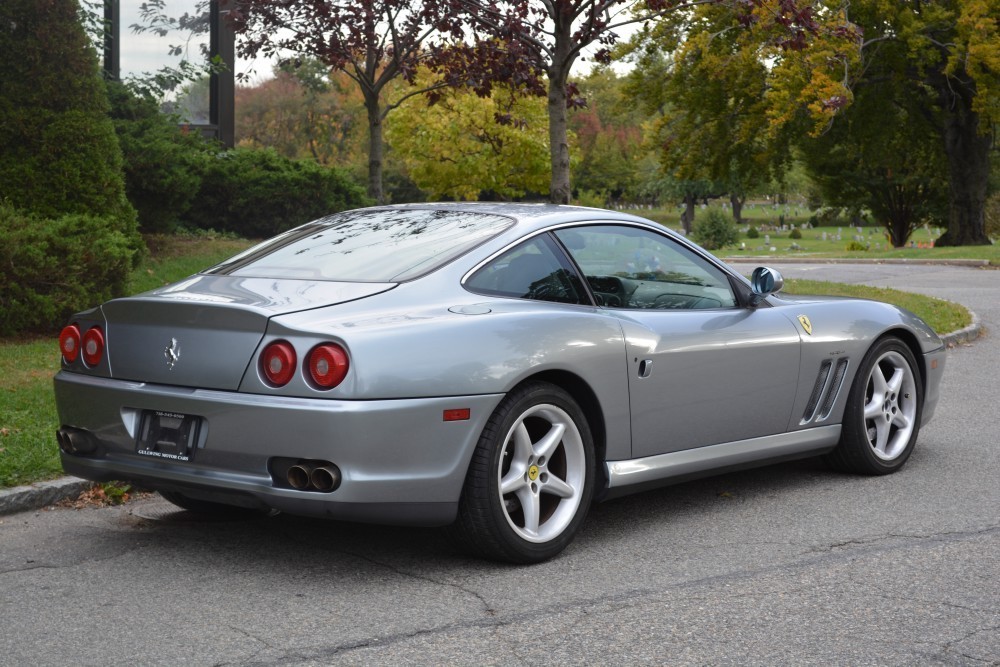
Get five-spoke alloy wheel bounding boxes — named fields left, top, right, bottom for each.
left=827, top=337, right=923, bottom=475
left=453, top=382, right=595, bottom=563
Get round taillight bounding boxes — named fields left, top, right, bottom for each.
left=59, top=325, right=81, bottom=363
left=261, top=341, right=297, bottom=387
left=82, top=327, right=105, bottom=367
left=307, top=343, right=349, bottom=389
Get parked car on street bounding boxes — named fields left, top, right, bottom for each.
left=55, top=203, right=946, bottom=562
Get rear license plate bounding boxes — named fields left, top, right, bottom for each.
left=136, top=411, right=202, bottom=462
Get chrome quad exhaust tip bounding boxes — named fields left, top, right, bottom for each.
left=283, top=460, right=341, bottom=493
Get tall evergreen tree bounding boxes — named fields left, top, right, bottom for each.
left=0, top=0, right=142, bottom=334
left=0, top=0, right=139, bottom=230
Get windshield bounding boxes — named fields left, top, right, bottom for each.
left=205, top=209, right=514, bottom=282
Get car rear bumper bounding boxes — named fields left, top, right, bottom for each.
left=54, top=371, right=503, bottom=526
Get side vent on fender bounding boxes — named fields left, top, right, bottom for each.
left=817, top=358, right=850, bottom=421
left=801, top=358, right=850, bottom=425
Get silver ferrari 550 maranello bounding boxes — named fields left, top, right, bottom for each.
left=54, top=203, right=946, bottom=562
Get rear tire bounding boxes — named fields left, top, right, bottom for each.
left=826, top=337, right=922, bottom=475
left=451, top=382, right=595, bottom=563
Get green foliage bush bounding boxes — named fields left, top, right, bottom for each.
left=746, top=226, right=760, bottom=239
left=0, top=0, right=136, bottom=225
left=184, top=148, right=370, bottom=237
left=809, top=207, right=847, bottom=228
left=985, top=193, right=1000, bottom=241
left=0, top=0, right=143, bottom=336
left=692, top=208, right=739, bottom=250
left=845, top=240, right=868, bottom=252
left=107, top=82, right=214, bottom=233
left=0, top=206, right=141, bottom=335
left=575, top=189, right=608, bottom=208
left=789, top=228, right=802, bottom=239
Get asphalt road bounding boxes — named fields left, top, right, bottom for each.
left=2, top=263, right=997, bottom=666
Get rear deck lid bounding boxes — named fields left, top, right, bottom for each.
left=102, top=275, right=394, bottom=389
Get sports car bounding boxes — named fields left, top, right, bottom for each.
left=54, top=203, right=946, bottom=562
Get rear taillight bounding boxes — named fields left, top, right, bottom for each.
left=59, top=325, right=81, bottom=363
left=261, top=341, right=297, bottom=386
left=82, top=327, right=105, bottom=367
left=307, top=343, right=349, bottom=389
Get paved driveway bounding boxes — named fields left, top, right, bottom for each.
left=1, top=263, right=997, bottom=666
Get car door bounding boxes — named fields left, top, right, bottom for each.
left=554, top=224, right=802, bottom=458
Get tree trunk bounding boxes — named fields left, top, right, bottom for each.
left=887, top=211, right=913, bottom=248
left=932, top=80, right=991, bottom=246
left=680, top=194, right=696, bottom=234
left=364, top=94, right=385, bottom=204
left=546, top=18, right=574, bottom=205
left=547, top=80, right=571, bottom=204
left=730, top=193, right=745, bottom=224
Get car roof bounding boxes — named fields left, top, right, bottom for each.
left=369, top=201, right=656, bottom=228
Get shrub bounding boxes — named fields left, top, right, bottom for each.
left=574, top=189, right=607, bottom=209
left=0, top=206, right=140, bottom=335
left=185, top=148, right=370, bottom=237
left=746, top=226, right=760, bottom=239
left=789, top=228, right=802, bottom=239
left=0, top=0, right=136, bottom=225
left=692, top=208, right=739, bottom=250
left=986, top=193, right=1000, bottom=241
left=845, top=240, right=868, bottom=252
left=809, top=207, right=847, bottom=227
left=107, top=82, right=214, bottom=233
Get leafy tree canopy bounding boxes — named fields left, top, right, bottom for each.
left=386, top=72, right=553, bottom=200
left=232, top=0, right=470, bottom=203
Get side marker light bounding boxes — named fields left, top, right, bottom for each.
left=443, top=408, right=471, bottom=422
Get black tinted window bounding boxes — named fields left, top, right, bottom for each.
left=465, top=235, right=585, bottom=304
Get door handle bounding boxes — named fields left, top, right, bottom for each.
left=638, top=359, right=653, bottom=378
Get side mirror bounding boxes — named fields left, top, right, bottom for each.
left=750, top=266, right=784, bottom=306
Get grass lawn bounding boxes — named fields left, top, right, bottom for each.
left=629, top=205, right=1000, bottom=264
left=0, top=338, right=63, bottom=487
left=0, top=228, right=979, bottom=489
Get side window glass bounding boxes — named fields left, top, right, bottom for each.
left=465, top=235, right=585, bottom=304
left=554, top=226, right=737, bottom=310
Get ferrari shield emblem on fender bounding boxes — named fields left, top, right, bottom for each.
left=797, top=315, right=813, bottom=335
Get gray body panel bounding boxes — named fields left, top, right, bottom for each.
left=53, top=203, right=946, bottom=525
left=620, top=307, right=801, bottom=456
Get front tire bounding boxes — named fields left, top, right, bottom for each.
left=826, top=337, right=923, bottom=475
left=452, top=382, right=595, bottom=563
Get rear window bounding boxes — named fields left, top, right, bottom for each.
left=205, top=209, right=514, bottom=282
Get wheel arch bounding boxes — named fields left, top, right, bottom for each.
left=511, top=369, right=608, bottom=489
left=878, top=326, right=927, bottom=394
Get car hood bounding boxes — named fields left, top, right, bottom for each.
left=769, top=293, right=854, bottom=305
left=101, top=275, right=395, bottom=389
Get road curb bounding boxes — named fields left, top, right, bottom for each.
left=939, top=309, right=983, bottom=348
left=0, top=476, right=94, bottom=516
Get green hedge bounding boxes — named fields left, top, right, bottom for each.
left=107, top=82, right=214, bottom=234
left=0, top=205, right=141, bottom=335
left=0, top=0, right=136, bottom=225
left=184, top=148, right=369, bottom=238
